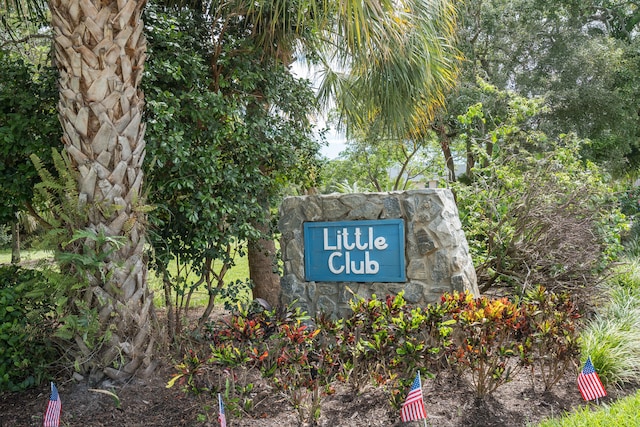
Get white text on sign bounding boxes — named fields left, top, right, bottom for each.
left=323, top=227, right=389, bottom=275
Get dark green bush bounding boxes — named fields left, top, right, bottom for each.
left=618, top=184, right=640, bottom=256
left=0, top=265, right=59, bottom=391
left=618, top=185, right=640, bottom=219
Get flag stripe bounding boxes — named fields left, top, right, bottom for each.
left=400, top=373, right=427, bottom=422
left=577, top=357, right=606, bottom=401
left=401, top=402, right=426, bottom=422
left=578, top=373, right=606, bottom=400
left=218, top=393, right=227, bottom=427
left=43, top=382, right=61, bottom=427
left=43, top=401, right=61, bottom=426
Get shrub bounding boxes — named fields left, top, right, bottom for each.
left=171, top=289, right=587, bottom=420
left=444, top=291, right=525, bottom=397
left=455, top=132, right=625, bottom=296
left=325, top=292, right=450, bottom=410
left=0, top=265, right=59, bottom=391
left=519, top=286, right=582, bottom=392
left=180, top=303, right=326, bottom=425
left=330, top=293, right=414, bottom=393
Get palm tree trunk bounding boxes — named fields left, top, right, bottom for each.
left=49, top=0, right=156, bottom=380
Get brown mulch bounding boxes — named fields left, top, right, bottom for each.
left=1, top=360, right=636, bottom=427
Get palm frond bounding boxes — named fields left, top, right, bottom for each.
left=317, top=0, right=460, bottom=140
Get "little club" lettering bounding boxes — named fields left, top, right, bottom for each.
left=304, top=219, right=404, bottom=282
left=323, top=227, right=389, bottom=275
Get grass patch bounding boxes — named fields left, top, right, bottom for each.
left=557, top=256, right=640, bottom=427
left=147, top=255, right=251, bottom=309
left=607, top=257, right=640, bottom=291
left=581, top=285, right=640, bottom=387
left=0, top=249, right=53, bottom=265
left=1, top=248, right=252, bottom=308
left=580, top=317, right=640, bottom=387
left=578, top=260, right=640, bottom=388
left=537, top=390, right=640, bottom=426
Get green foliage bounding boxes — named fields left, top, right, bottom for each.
left=617, top=184, right=640, bottom=256
left=320, top=0, right=459, bottom=144
left=321, top=292, right=455, bottom=409
left=319, top=293, right=435, bottom=402
left=0, top=49, right=59, bottom=225
left=30, top=149, right=88, bottom=237
left=454, top=91, right=625, bottom=294
left=320, top=159, right=378, bottom=193
left=319, top=132, right=444, bottom=193
left=268, top=319, right=323, bottom=423
left=28, top=150, right=113, bottom=373
left=14, top=254, right=102, bottom=378
left=519, top=286, right=582, bottom=392
left=445, top=291, right=524, bottom=397
left=142, top=5, right=321, bottom=337
left=454, top=0, right=640, bottom=176
left=172, top=303, right=323, bottom=424
left=538, top=389, right=640, bottom=427
left=143, top=6, right=238, bottom=321
left=0, top=225, right=10, bottom=248
left=31, top=149, right=103, bottom=281
left=580, top=287, right=640, bottom=388
left=56, top=228, right=126, bottom=286
left=166, top=349, right=210, bottom=392
left=332, top=294, right=408, bottom=391
left=171, top=289, right=585, bottom=421
left=0, top=265, right=58, bottom=391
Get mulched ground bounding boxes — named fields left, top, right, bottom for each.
left=1, top=360, right=636, bottom=427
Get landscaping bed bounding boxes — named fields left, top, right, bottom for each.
left=0, top=362, right=636, bottom=427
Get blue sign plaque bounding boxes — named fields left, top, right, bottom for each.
left=304, top=219, right=406, bottom=282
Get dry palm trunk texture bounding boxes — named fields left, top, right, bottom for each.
left=49, top=0, right=156, bottom=380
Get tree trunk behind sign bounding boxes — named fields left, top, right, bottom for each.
left=248, top=205, right=281, bottom=309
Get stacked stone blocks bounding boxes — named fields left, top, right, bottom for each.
left=278, top=189, right=478, bottom=318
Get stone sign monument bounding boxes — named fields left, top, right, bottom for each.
left=278, top=189, right=478, bottom=318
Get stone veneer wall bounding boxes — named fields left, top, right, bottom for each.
left=278, top=189, right=479, bottom=318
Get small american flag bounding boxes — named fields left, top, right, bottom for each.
left=577, top=356, right=606, bottom=401
left=218, top=393, right=227, bottom=427
left=43, top=382, right=61, bottom=427
left=400, top=372, right=427, bottom=422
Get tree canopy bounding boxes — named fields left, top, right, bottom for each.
left=453, top=0, right=640, bottom=175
